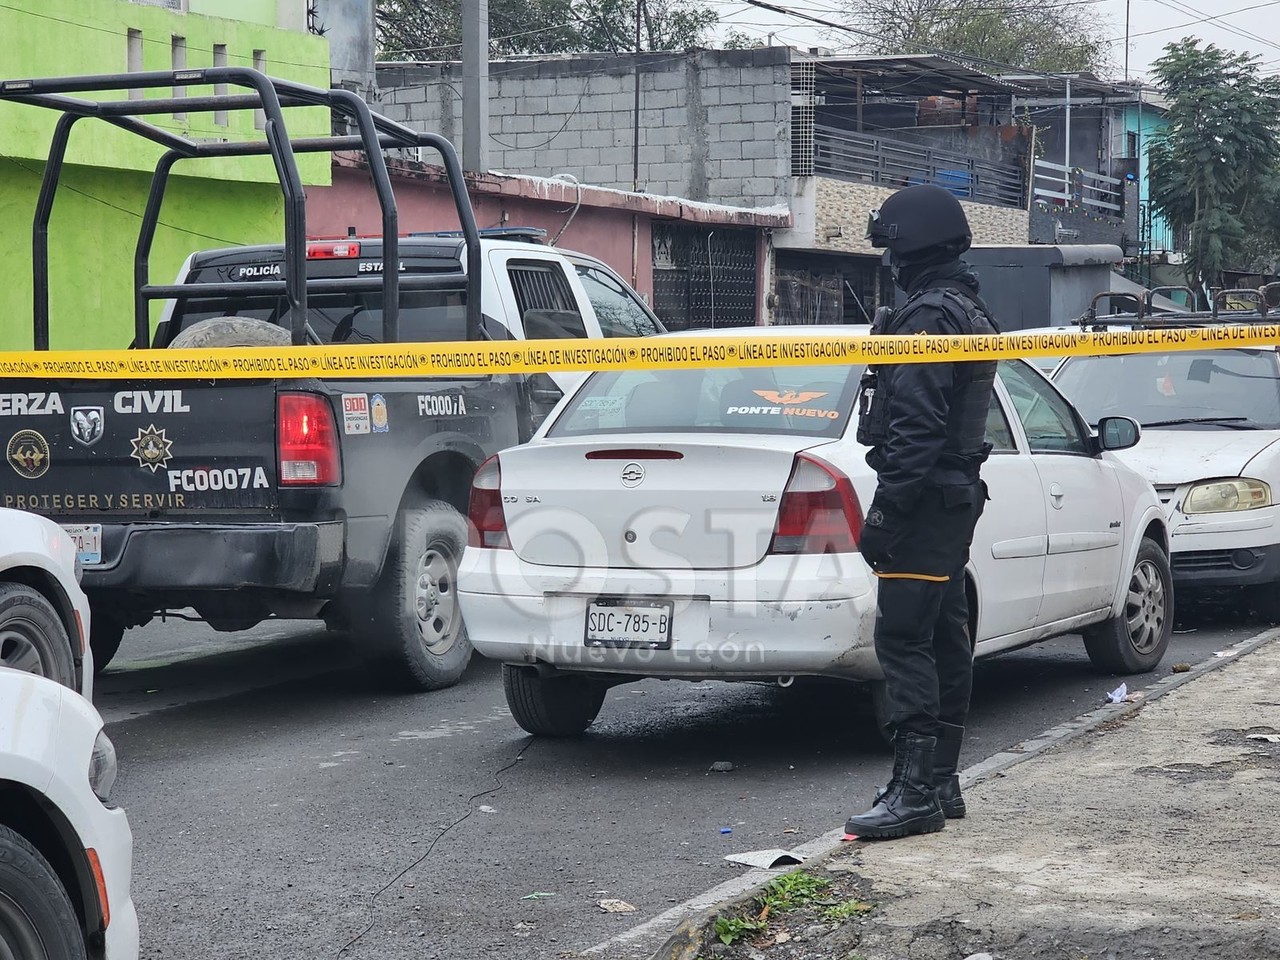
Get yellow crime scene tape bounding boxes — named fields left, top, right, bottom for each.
left=1, top=325, right=1278, bottom=380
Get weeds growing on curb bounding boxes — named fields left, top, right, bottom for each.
left=707, top=869, right=878, bottom=950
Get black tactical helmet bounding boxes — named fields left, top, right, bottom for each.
left=866, top=183, right=973, bottom=259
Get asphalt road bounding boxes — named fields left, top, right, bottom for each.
left=96, top=598, right=1267, bottom=960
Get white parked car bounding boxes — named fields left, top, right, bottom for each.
left=457, top=327, right=1173, bottom=736
left=1, top=508, right=93, bottom=694
left=1053, top=338, right=1280, bottom=617
left=0, top=668, right=137, bottom=959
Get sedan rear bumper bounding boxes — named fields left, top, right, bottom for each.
left=457, top=548, right=881, bottom=680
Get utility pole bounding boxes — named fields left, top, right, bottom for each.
left=462, top=0, right=490, bottom=174
left=1124, top=0, right=1131, bottom=81
left=632, top=0, right=643, bottom=192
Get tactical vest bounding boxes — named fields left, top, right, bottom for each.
left=856, top=286, right=999, bottom=472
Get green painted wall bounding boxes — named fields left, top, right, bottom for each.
left=0, top=0, right=331, bottom=350
left=0, top=162, right=285, bottom=351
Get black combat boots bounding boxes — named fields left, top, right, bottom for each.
left=845, top=731, right=945, bottom=840
left=934, top=721, right=966, bottom=819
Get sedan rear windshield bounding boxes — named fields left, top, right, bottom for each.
left=549, top=364, right=862, bottom=439
left=1054, top=349, right=1280, bottom=429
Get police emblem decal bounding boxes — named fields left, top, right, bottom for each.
left=7, top=430, right=50, bottom=479
left=371, top=393, right=390, bottom=433
left=70, top=406, right=105, bottom=448
left=130, top=424, right=174, bottom=473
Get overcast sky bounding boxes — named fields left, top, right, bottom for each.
left=707, top=0, right=1280, bottom=81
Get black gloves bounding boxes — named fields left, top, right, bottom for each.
left=860, top=498, right=904, bottom=570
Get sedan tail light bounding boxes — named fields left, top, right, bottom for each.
left=468, top=455, right=510, bottom=549
left=769, top=453, right=863, bottom=555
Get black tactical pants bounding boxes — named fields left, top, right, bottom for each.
left=873, top=480, right=987, bottom=738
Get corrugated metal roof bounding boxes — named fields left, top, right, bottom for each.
left=811, top=54, right=1029, bottom=97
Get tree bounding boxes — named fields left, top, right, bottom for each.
left=1148, top=39, right=1280, bottom=299
left=842, top=0, right=1111, bottom=75
left=376, top=0, right=716, bottom=60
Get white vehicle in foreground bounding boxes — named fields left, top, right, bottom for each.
left=1, top=508, right=93, bottom=694
left=0, top=668, right=137, bottom=959
left=1052, top=335, right=1280, bottom=617
left=457, top=327, right=1173, bottom=736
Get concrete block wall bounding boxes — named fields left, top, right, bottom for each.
left=809, top=178, right=1030, bottom=255
left=377, top=48, right=792, bottom=208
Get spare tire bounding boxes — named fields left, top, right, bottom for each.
left=168, top=317, right=292, bottom=349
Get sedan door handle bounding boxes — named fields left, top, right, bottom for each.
left=1049, top=482, right=1065, bottom=509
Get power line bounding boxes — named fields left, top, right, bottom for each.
left=741, top=0, right=1104, bottom=83
left=1, top=154, right=246, bottom=247
left=1124, top=0, right=1280, bottom=53
left=379, top=15, right=599, bottom=58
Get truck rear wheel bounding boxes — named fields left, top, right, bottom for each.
left=88, top=614, right=125, bottom=675
left=361, top=502, right=473, bottom=691
left=0, top=584, right=76, bottom=691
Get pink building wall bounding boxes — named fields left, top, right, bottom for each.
left=305, top=159, right=791, bottom=324
left=308, top=166, right=657, bottom=300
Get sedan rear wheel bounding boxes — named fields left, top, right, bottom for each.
left=0, top=823, right=87, bottom=960
left=0, top=584, right=76, bottom=690
left=1083, top=538, right=1173, bottom=674
left=502, top=664, right=606, bottom=737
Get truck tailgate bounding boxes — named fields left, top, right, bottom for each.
left=0, top=384, right=280, bottom=522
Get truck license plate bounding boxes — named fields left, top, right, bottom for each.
left=60, top=524, right=102, bottom=566
left=585, top=597, right=674, bottom=649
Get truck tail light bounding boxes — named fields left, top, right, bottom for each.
left=768, top=452, right=863, bottom=555
left=467, top=455, right=510, bottom=549
left=277, top=392, right=341, bottom=486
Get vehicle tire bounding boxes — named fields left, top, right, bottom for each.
left=1083, top=538, right=1173, bottom=674
left=0, top=823, right=87, bottom=960
left=362, top=502, right=473, bottom=691
left=0, top=584, right=76, bottom=690
left=502, top=664, right=606, bottom=737
left=167, top=317, right=291, bottom=349
left=88, top=614, right=125, bottom=675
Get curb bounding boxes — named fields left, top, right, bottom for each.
left=584, top=625, right=1280, bottom=960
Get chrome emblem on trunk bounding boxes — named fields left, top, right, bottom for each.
left=621, top=462, right=645, bottom=487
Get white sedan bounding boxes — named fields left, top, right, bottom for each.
left=458, top=328, right=1173, bottom=736
left=0, top=668, right=138, bottom=959
left=1, top=508, right=93, bottom=695
left=1053, top=341, right=1280, bottom=617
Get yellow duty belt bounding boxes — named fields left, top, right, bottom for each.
left=1, top=325, right=1278, bottom=380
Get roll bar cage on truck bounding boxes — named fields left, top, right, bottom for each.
left=0, top=68, right=626, bottom=690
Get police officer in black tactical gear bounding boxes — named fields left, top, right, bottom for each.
left=844, top=183, right=999, bottom=841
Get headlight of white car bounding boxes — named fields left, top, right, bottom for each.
left=88, top=729, right=118, bottom=803
left=1184, top=478, right=1272, bottom=514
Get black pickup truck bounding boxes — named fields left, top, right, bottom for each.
left=0, top=69, right=662, bottom=690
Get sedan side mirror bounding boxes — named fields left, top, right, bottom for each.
left=1097, top=416, right=1141, bottom=452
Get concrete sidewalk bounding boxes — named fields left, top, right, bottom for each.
left=651, top=636, right=1280, bottom=960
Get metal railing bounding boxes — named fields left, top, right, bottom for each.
left=1033, top=159, right=1124, bottom=215
left=812, top=125, right=1027, bottom=209
left=1140, top=199, right=1180, bottom=255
